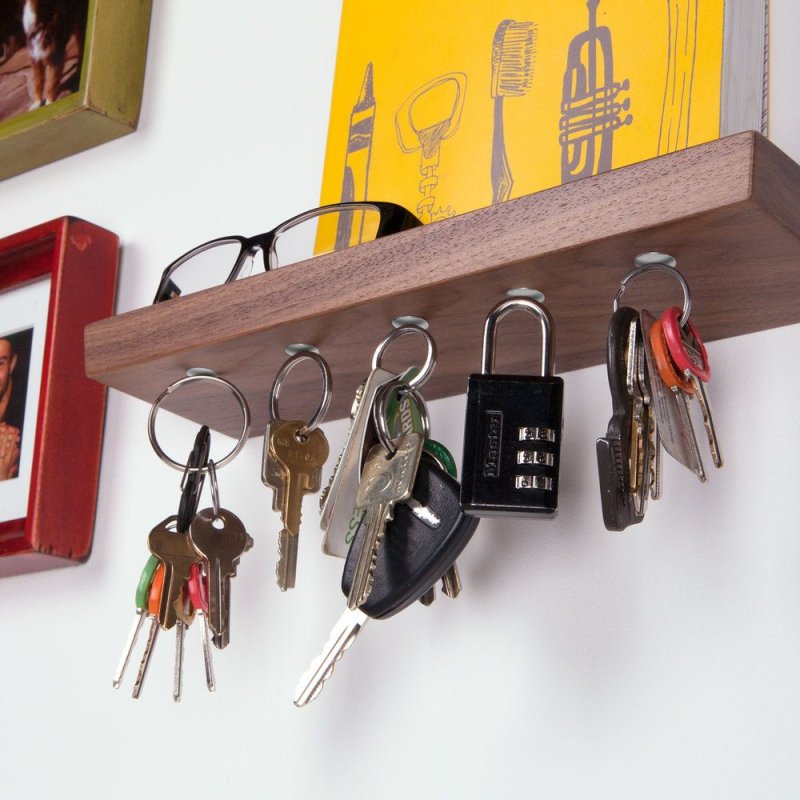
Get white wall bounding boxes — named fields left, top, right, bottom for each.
left=0, top=3, right=799, bottom=798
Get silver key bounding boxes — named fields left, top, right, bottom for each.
left=173, top=620, right=186, bottom=703
left=626, top=318, right=653, bottom=515
left=189, top=507, right=253, bottom=647
left=640, top=310, right=707, bottom=482
left=347, top=432, right=424, bottom=610
left=294, top=606, right=368, bottom=707
left=131, top=613, right=160, bottom=699
left=419, top=587, right=436, bottom=606
left=685, top=372, right=723, bottom=469
left=112, top=609, right=146, bottom=689
left=320, top=367, right=396, bottom=557
left=441, top=564, right=462, bottom=598
left=197, top=607, right=216, bottom=692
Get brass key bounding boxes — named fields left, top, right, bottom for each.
left=189, top=507, right=252, bottom=648
left=147, top=516, right=201, bottom=631
left=269, top=419, right=329, bottom=590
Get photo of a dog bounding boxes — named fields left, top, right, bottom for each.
left=0, top=0, right=89, bottom=122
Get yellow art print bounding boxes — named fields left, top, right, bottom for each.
left=319, top=0, right=727, bottom=244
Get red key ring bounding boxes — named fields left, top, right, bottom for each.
left=187, top=562, right=208, bottom=614
left=660, top=305, right=711, bottom=382
left=649, top=318, right=694, bottom=394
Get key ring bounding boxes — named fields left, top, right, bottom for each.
left=269, top=350, right=332, bottom=437
left=371, top=324, right=437, bottom=389
left=148, top=375, right=250, bottom=471
left=373, top=378, right=430, bottom=457
left=613, top=258, right=692, bottom=327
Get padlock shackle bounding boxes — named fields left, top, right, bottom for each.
left=481, top=297, right=555, bottom=376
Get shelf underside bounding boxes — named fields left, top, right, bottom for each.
left=85, top=132, right=800, bottom=438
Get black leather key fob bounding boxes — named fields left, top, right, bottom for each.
left=342, top=452, right=479, bottom=620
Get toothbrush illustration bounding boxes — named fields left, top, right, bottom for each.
left=490, top=19, right=536, bottom=204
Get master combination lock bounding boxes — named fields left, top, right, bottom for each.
left=460, top=297, right=564, bottom=517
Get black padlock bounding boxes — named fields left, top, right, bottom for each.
left=460, top=297, right=564, bottom=517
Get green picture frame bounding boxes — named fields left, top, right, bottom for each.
left=0, top=0, right=152, bottom=181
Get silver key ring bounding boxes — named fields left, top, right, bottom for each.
left=371, top=324, right=437, bottom=389
left=613, top=258, right=692, bottom=326
left=148, top=375, right=251, bottom=471
left=269, top=350, right=332, bottom=436
left=372, top=379, right=430, bottom=457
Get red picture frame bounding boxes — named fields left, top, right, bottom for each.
left=0, top=217, right=117, bottom=575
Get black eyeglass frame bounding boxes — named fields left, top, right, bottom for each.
left=152, top=201, right=422, bottom=304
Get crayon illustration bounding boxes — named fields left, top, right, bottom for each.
left=335, top=62, right=376, bottom=250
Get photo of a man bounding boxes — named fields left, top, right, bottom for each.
left=0, top=328, right=33, bottom=481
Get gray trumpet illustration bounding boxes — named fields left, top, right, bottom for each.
left=559, top=0, right=632, bottom=183
left=490, top=19, right=536, bottom=204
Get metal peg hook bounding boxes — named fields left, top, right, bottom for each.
left=614, top=256, right=692, bottom=326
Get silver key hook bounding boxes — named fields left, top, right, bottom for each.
left=148, top=374, right=251, bottom=471
left=372, top=378, right=430, bottom=457
left=269, top=350, right=332, bottom=437
left=614, top=255, right=692, bottom=326
left=371, top=323, right=437, bottom=389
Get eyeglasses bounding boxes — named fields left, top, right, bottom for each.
left=152, top=201, right=421, bottom=303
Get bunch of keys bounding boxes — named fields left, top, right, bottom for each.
left=294, top=378, right=480, bottom=706
left=113, top=374, right=254, bottom=700
left=319, top=323, right=437, bottom=559
left=597, top=258, right=723, bottom=530
left=261, top=350, right=332, bottom=590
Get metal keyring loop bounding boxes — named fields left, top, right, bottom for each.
left=148, top=375, right=251, bottom=471
left=371, top=324, right=437, bottom=389
left=613, top=260, right=692, bottom=326
left=269, top=350, right=332, bottom=436
left=372, top=379, right=430, bottom=457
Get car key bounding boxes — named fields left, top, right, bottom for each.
left=294, top=452, right=479, bottom=706
left=596, top=306, right=645, bottom=530
left=346, top=431, right=425, bottom=610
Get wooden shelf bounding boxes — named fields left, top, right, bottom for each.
left=85, top=132, right=800, bottom=438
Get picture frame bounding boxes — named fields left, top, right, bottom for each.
left=0, top=217, right=118, bottom=575
left=0, top=0, right=152, bottom=181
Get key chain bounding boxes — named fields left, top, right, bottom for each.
left=344, top=329, right=438, bottom=610
left=597, top=255, right=723, bottom=531
left=113, top=374, right=252, bottom=701
left=261, top=349, right=332, bottom=591
left=114, top=424, right=211, bottom=699
left=318, top=323, right=437, bottom=560
left=295, top=376, right=480, bottom=707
